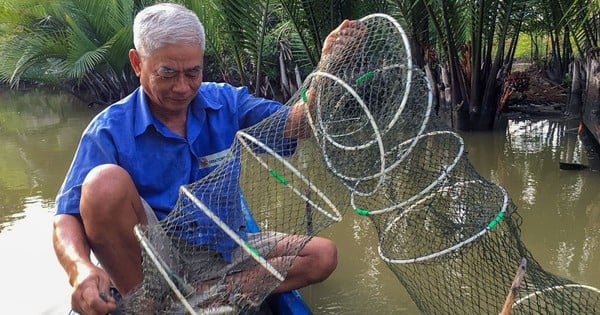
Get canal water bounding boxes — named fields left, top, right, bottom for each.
left=0, top=89, right=598, bottom=314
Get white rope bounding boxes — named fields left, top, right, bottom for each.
left=350, top=130, right=465, bottom=213
left=379, top=185, right=509, bottom=263
left=359, top=13, right=414, bottom=135
left=347, top=75, right=434, bottom=198
left=236, top=130, right=342, bottom=222
left=512, top=284, right=600, bottom=307
left=301, top=14, right=428, bottom=195
left=134, top=225, right=197, bottom=315
left=180, top=186, right=285, bottom=282
left=302, top=71, right=386, bottom=195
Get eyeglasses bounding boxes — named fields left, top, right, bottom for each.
left=152, top=66, right=203, bottom=83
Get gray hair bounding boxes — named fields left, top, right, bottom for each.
left=133, top=3, right=205, bottom=57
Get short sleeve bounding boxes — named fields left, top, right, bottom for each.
left=55, top=126, right=118, bottom=215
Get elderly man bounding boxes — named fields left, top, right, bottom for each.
left=53, top=2, right=363, bottom=314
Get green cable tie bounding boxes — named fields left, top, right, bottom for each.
left=301, top=87, right=308, bottom=103
left=355, top=208, right=370, bottom=216
left=245, top=241, right=260, bottom=256
left=356, top=71, right=375, bottom=84
left=270, top=169, right=288, bottom=185
left=487, top=211, right=505, bottom=229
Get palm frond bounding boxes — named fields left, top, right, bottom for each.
left=278, top=0, right=319, bottom=66
left=563, top=0, right=600, bottom=51
left=2, top=32, right=69, bottom=87
left=216, top=0, right=275, bottom=91
left=67, top=42, right=111, bottom=80
left=183, top=0, right=235, bottom=82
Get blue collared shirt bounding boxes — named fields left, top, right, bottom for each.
left=56, top=82, right=294, bottom=255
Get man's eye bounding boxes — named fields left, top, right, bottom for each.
left=185, top=67, right=202, bottom=79
left=157, top=69, right=177, bottom=78
left=185, top=71, right=201, bottom=79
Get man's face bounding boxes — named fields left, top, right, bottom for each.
left=130, top=43, right=204, bottom=114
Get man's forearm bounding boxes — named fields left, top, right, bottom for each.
left=284, top=86, right=317, bottom=139
left=53, top=214, right=94, bottom=286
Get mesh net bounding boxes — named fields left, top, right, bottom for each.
left=119, top=100, right=347, bottom=314
left=118, top=13, right=600, bottom=315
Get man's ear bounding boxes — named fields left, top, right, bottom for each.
left=129, top=49, right=142, bottom=77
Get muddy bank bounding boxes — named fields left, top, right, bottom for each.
left=502, top=66, right=569, bottom=120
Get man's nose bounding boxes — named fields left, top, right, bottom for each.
left=172, top=74, right=191, bottom=93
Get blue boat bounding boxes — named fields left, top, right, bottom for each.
left=266, top=290, right=312, bottom=315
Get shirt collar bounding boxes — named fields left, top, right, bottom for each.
left=134, top=87, right=154, bottom=137
left=134, top=84, right=224, bottom=138
left=187, top=84, right=223, bottom=142
left=191, top=83, right=223, bottom=117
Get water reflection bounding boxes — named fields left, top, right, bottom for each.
left=461, top=119, right=600, bottom=289
left=0, top=89, right=97, bottom=229
left=0, top=89, right=598, bottom=314
left=0, top=89, right=100, bottom=314
left=306, top=214, right=418, bottom=314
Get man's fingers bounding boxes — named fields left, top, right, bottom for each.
left=85, top=289, right=117, bottom=315
left=322, top=19, right=350, bottom=56
left=99, top=291, right=109, bottom=302
left=333, top=19, right=351, bottom=33
left=320, top=19, right=368, bottom=66
left=98, top=276, right=114, bottom=302
left=72, top=280, right=117, bottom=315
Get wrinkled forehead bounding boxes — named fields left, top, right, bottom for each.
left=141, top=44, right=203, bottom=68
left=140, top=41, right=202, bottom=57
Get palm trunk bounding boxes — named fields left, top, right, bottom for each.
left=566, top=59, right=584, bottom=116
left=582, top=49, right=600, bottom=144
left=475, top=0, right=513, bottom=130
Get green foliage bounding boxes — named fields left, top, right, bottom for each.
left=513, top=32, right=549, bottom=61
left=562, top=0, right=600, bottom=54
left=0, top=0, right=145, bottom=103
left=514, top=33, right=532, bottom=60
left=0, top=0, right=409, bottom=102
left=0, top=0, right=67, bottom=86
left=214, top=0, right=274, bottom=91
left=1, top=0, right=595, bottom=110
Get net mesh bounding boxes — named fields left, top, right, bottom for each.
left=118, top=13, right=600, bottom=315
